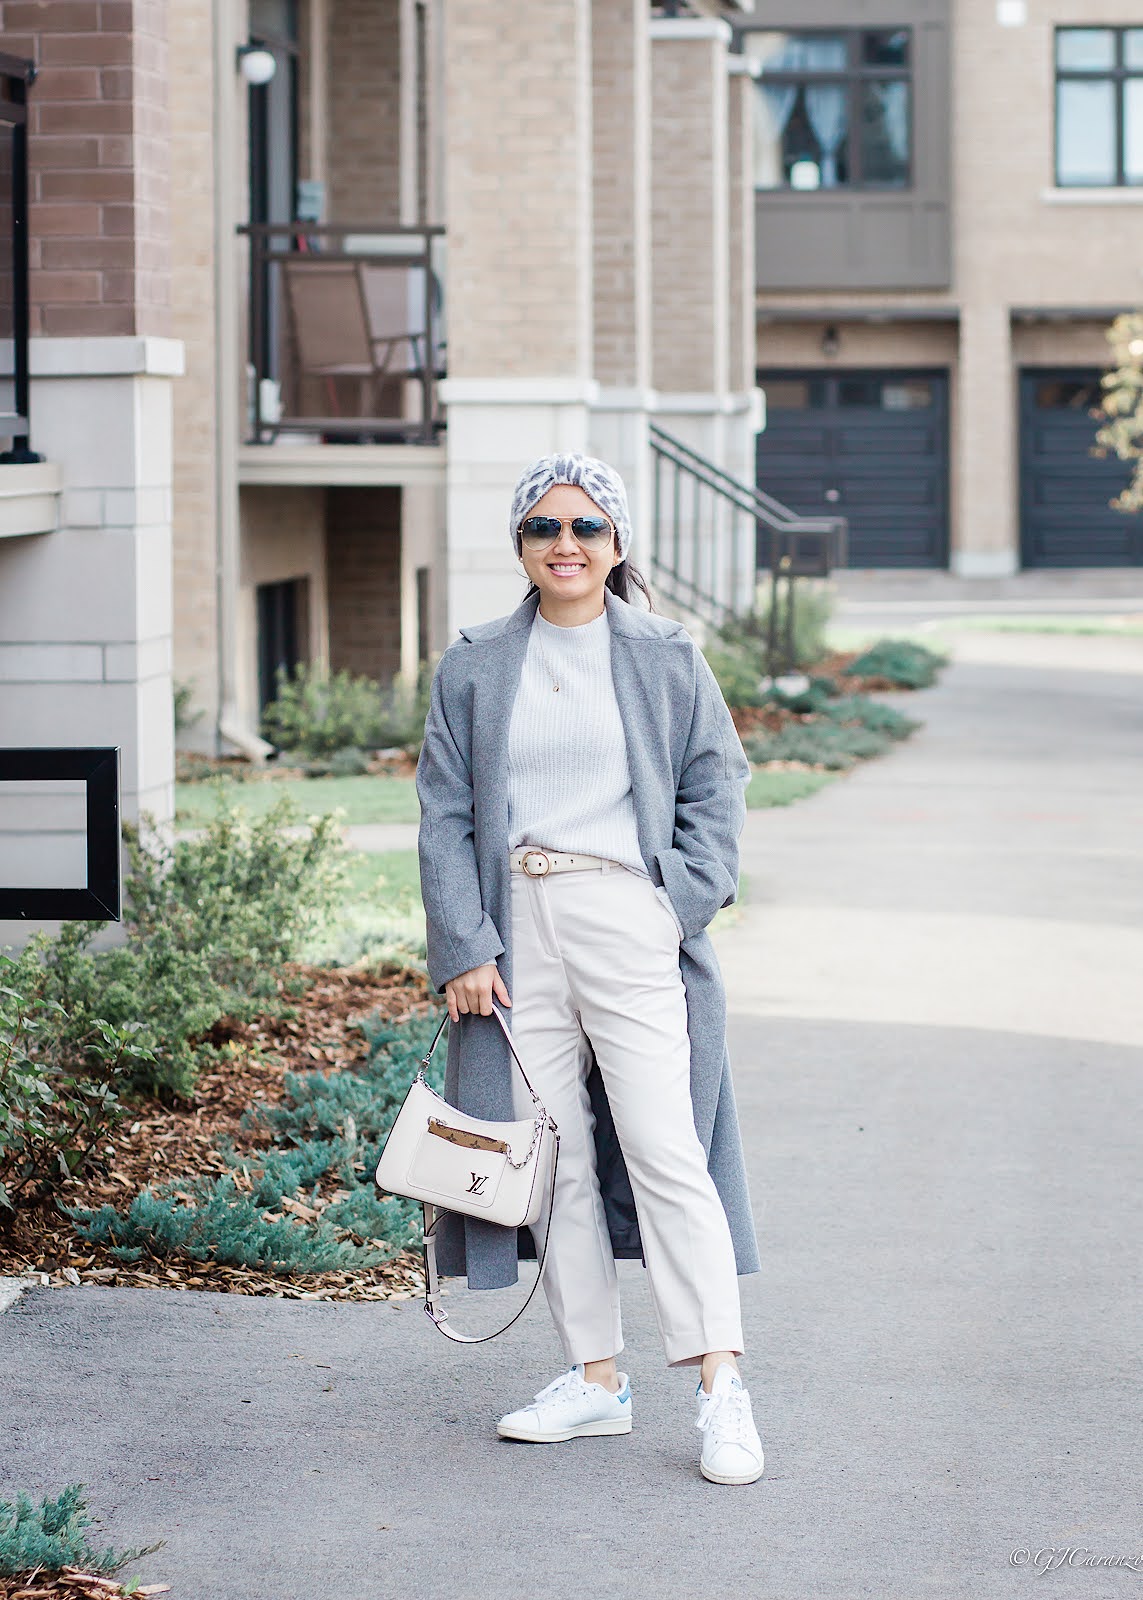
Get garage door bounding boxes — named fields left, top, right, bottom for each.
left=1019, top=370, right=1140, bottom=567
left=756, top=368, right=949, bottom=568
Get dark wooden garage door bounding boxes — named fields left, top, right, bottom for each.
left=1019, top=369, right=1140, bottom=567
left=756, top=368, right=949, bottom=568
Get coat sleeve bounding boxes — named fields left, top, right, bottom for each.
left=416, top=648, right=506, bottom=994
left=653, top=643, right=751, bottom=941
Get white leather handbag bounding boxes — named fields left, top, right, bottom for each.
left=374, top=1001, right=560, bottom=1343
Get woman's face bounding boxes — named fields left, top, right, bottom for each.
left=518, top=483, right=622, bottom=606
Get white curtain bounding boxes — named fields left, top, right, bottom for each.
left=804, top=84, right=846, bottom=187
left=755, top=83, right=798, bottom=188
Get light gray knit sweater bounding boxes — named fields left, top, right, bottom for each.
left=506, top=604, right=685, bottom=937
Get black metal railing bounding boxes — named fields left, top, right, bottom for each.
left=238, top=221, right=446, bottom=445
left=0, top=51, right=37, bottom=464
left=649, top=421, right=847, bottom=649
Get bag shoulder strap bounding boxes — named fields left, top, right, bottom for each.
left=420, top=1132, right=559, bottom=1344
left=419, top=999, right=547, bottom=1113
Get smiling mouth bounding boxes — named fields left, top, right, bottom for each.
left=548, top=562, right=585, bottom=574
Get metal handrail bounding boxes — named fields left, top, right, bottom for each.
left=647, top=420, right=847, bottom=628
left=649, top=421, right=842, bottom=538
left=0, top=51, right=38, bottom=464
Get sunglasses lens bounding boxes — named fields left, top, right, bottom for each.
left=520, top=517, right=564, bottom=547
left=570, top=518, right=612, bottom=545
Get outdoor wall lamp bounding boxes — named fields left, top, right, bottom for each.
left=821, top=324, right=841, bottom=358
left=237, top=43, right=277, bottom=85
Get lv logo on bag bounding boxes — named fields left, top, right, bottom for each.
left=467, top=1172, right=489, bottom=1195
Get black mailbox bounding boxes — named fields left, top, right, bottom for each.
left=0, top=748, right=121, bottom=921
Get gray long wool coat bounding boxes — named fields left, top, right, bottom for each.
left=414, top=584, right=761, bottom=1290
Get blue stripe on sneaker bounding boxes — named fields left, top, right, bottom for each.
left=616, top=1381, right=630, bottom=1403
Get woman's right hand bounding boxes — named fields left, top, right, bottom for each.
left=444, top=961, right=512, bottom=1023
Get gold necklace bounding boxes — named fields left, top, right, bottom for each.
left=535, top=634, right=560, bottom=693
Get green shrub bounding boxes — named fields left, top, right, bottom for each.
left=173, top=678, right=203, bottom=738
left=843, top=637, right=946, bottom=689
left=714, top=579, right=836, bottom=672
left=262, top=661, right=431, bottom=759
left=0, top=956, right=158, bottom=1215
left=64, top=1010, right=443, bottom=1274
left=823, top=694, right=920, bottom=740
left=9, top=792, right=349, bottom=1104
left=701, top=644, right=766, bottom=708
left=742, top=721, right=893, bottom=769
left=0, top=1483, right=162, bottom=1578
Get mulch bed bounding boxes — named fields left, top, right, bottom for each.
left=176, top=751, right=419, bottom=783
left=0, top=963, right=437, bottom=1304
left=0, top=1573, right=170, bottom=1598
left=728, top=649, right=910, bottom=746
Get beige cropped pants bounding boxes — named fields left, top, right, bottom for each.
left=507, top=859, right=744, bottom=1369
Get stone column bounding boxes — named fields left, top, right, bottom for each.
left=0, top=1, right=179, bottom=945
left=0, top=337, right=181, bottom=944
left=440, top=0, right=594, bottom=631
left=953, top=304, right=1019, bottom=575
left=588, top=0, right=653, bottom=557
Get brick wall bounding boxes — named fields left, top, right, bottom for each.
left=650, top=33, right=728, bottom=394
left=726, top=68, right=754, bottom=396
left=443, top=0, right=592, bottom=378
left=326, top=486, right=402, bottom=682
left=168, top=0, right=217, bottom=744
left=2, top=0, right=172, bottom=335
left=592, top=0, right=650, bottom=389
left=326, top=0, right=401, bottom=223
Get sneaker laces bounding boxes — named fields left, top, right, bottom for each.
left=531, top=1365, right=588, bottom=1408
left=696, top=1385, right=754, bottom=1446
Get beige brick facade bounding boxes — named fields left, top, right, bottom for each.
left=752, top=0, right=1143, bottom=570
left=326, top=0, right=401, bottom=223
left=592, top=0, right=650, bottom=390
left=442, top=0, right=593, bottom=379
left=168, top=0, right=219, bottom=742
left=650, top=31, right=728, bottom=395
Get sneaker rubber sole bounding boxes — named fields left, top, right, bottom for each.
left=496, top=1415, right=632, bottom=1443
left=699, top=1454, right=764, bottom=1485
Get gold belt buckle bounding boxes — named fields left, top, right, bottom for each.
left=521, top=849, right=552, bottom=877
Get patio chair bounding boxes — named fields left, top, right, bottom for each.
left=280, top=258, right=381, bottom=420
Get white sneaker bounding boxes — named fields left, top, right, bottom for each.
left=695, top=1364, right=765, bottom=1484
left=497, top=1363, right=632, bottom=1443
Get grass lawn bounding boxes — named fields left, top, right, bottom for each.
left=929, top=612, right=1143, bottom=636
left=176, top=773, right=420, bottom=828
left=746, top=767, right=836, bottom=808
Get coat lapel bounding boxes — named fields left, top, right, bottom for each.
left=604, top=588, right=680, bottom=882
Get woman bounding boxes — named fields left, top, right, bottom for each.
left=415, top=451, right=763, bottom=1485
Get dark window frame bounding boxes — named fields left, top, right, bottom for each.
left=737, top=25, right=914, bottom=192
left=1054, top=25, right=1143, bottom=188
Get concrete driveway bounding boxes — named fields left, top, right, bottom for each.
left=3, top=633, right=1141, bottom=1599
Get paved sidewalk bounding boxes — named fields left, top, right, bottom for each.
left=2, top=637, right=1140, bottom=1599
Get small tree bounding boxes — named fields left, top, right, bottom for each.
left=1093, top=311, right=1143, bottom=513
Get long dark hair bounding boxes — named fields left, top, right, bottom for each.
left=521, top=538, right=658, bottom=612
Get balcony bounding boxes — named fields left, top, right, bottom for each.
left=238, top=222, right=446, bottom=470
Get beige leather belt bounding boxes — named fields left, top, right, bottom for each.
left=509, top=848, right=616, bottom=877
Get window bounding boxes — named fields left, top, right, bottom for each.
left=741, top=28, right=912, bottom=191
left=1055, top=27, right=1143, bottom=187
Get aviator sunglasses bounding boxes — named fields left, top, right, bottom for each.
left=517, top=515, right=616, bottom=552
